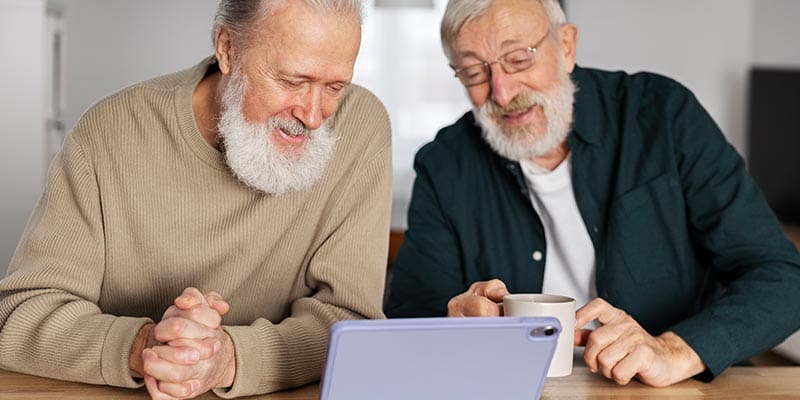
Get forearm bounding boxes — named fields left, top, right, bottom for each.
left=0, top=289, right=152, bottom=387
left=215, top=301, right=365, bottom=398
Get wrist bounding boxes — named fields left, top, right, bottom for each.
left=129, top=323, right=157, bottom=378
left=219, top=331, right=237, bottom=388
left=660, top=331, right=706, bottom=381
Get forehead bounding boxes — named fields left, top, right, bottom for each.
left=245, top=2, right=361, bottom=80
left=453, top=0, right=549, bottom=62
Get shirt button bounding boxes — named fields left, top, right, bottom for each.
left=532, top=251, right=543, bottom=261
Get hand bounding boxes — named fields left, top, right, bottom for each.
left=142, top=288, right=236, bottom=399
left=447, top=279, right=509, bottom=317
left=129, top=289, right=230, bottom=380
left=574, top=298, right=705, bottom=387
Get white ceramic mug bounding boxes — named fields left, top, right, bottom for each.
left=503, top=294, right=576, bottom=377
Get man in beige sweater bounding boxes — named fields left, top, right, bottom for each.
left=0, top=1, right=391, bottom=399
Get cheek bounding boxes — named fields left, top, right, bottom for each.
left=320, top=96, right=343, bottom=120
left=241, top=88, right=284, bottom=124
left=467, top=86, right=490, bottom=108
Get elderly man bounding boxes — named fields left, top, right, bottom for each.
left=0, top=1, right=390, bottom=399
left=387, top=0, right=800, bottom=388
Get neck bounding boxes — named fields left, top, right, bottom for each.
left=529, top=141, right=570, bottom=170
left=192, top=70, right=223, bottom=150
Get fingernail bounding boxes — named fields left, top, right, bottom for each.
left=188, top=349, right=200, bottom=362
left=214, top=340, right=222, bottom=353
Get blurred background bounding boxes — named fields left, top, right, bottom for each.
left=1, top=0, right=799, bottom=357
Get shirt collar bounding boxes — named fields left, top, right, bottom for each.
left=569, top=65, right=604, bottom=147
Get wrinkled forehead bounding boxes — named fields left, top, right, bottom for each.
left=452, top=0, right=550, bottom=63
left=244, top=3, right=362, bottom=78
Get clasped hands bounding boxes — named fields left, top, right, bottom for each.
left=447, top=279, right=705, bottom=387
left=130, top=288, right=235, bottom=399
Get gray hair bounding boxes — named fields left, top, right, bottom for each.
left=213, top=0, right=364, bottom=48
left=441, top=0, right=566, bottom=62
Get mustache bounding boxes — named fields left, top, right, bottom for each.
left=271, top=117, right=310, bottom=136
left=483, top=91, right=542, bottom=118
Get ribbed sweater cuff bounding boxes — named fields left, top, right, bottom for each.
left=214, top=325, right=263, bottom=399
left=101, top=316, right=153, bottom=388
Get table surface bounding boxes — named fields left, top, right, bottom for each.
left=2, top=366, right=799, bottom=399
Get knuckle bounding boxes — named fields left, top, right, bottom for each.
left=447, top=298, right=460, bottom=315
left=487, top=278, right=502, bottom=286
left=596, top=352, right=612, bottom=367
left=168, top=318, right=186, bottom=334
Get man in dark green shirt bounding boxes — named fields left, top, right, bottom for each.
left=386, top=0, right=800, bottom=387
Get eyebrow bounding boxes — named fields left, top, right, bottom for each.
left=457, top=39, right=525, bottom=62
left=279, top=71, right=350, bottom=85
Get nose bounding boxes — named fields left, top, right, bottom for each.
left=488, top=63, right=518, bottom=108
left=292, top=86, right=324, bottom=130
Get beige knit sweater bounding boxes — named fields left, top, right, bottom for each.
left=0, top=58, right=392, bottom=398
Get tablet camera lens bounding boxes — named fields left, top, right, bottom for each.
left=529, top=326, right=559, bottom=338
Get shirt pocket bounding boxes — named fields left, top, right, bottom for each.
left=608, top=172, right=689, bottom=284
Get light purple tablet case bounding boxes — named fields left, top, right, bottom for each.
left=320, top=316, right=560, bottom=400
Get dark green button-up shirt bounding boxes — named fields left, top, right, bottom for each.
left=386, top=66, right=800, bottom=377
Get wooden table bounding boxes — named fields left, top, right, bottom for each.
left=2, top=367, right=798, bottom=399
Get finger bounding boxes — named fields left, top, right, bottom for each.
left=574, top=298, right=607, bottom=328
left=458, top=294, right=502, bottom=317
left=205, top=292, right=230, bottom=316
left=596, top=339, right=632, bottom=380
left=167, top=337, right=221, bottom=360
left=575, top=298, right=626, bottom=330
left=582, top=320, right=641, bottom=373
left=484, top=284, right=510, bottom=303
left=174, top=287, right=207, bottom=310
left=142, top=348, right=196, bottom=384
left=447, top=293, right=469, bottom=317
left=144, top=374, right=176, bottom=400
left=158, top=379, right=202, bottom=399
left=163, top=303, right=222, bottom=328
left=574, top=329, right=592, bottom=346
left=154, top=317, right=216, bottom=343
left=470, top=279, right=507, bottom=299
left=149, top=344, right=201, bottom=366
left=610, top=346, right=653, bottom=386
left=582, top=327, right=618, bottom=373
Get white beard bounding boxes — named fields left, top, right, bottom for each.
left=217, top=67, right=336, bottom=195
left=473, top=67, right=576, bottom=161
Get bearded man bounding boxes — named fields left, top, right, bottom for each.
left=386, top=0, right=800, bottom=388
left=0, top=1, right=390, bottom=399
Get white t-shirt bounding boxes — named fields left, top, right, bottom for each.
left=520, top=155, right=597, bottom=308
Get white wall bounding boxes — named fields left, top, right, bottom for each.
left=566, top=0, right=753, bottom=156
left=48, top=0, right=219, bottom=131
left=0, top=0, right=47, bottom=276
left=753, top=0, right=800, bottom=67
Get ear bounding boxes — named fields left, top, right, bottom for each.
left=557, top=23, right=578, bottom=73
left=214, top=28, right=235, bottom=75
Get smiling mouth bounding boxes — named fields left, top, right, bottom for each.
left=499, top=105, right=536, bottom=125
left=276, top=127, right=308, bottom=144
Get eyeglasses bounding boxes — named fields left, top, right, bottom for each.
left=452, top=28, right=551, bottom=87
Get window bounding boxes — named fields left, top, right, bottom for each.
left=354, top=0, right=471, bottom=229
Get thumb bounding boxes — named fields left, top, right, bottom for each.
left=484, top=284, right=510, bottom=302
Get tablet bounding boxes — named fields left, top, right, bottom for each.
left=320, top=316, right=560, bottom=400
